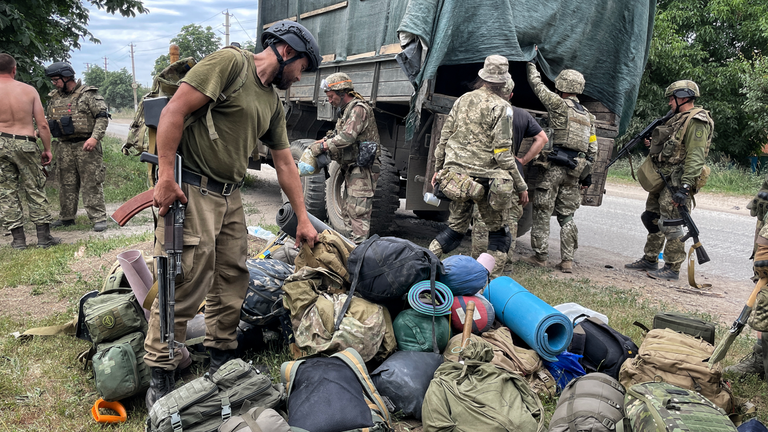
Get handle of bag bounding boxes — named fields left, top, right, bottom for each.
left=91, top=398, right=127, bottom=423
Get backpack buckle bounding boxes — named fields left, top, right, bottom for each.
left=171, top=412, right=183, bottom=432
left=602, top=418, right=615, bottom=429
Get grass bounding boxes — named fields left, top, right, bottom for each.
left=607, top=154, right=765, bottom=196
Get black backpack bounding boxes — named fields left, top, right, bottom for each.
left=241, top=259, right=294, bottom=326
left=569, top=317, right=638, bottom=379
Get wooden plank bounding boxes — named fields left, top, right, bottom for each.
left=347, top=51, right=376, bottom=60
left=263, top=16, right=297, bottom=29
left=379, top=43, right=402, bottom=55
left=321, top=54, right=336, bottom=62
left=300, top=1, right=348, bottom=19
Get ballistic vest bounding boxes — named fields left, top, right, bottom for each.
left=649, top=107, right=714, bottom=165
left=332, top=99, right=380, bottom=167
left=47, top=82, right=98, bottom=140
left=551, top=99, right=592, bottom=152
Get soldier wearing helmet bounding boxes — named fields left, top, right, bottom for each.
left=143, top=20, right=321, bottom=409
left=308, top=72, right=381, bottom=243
left=625, top=80, right=714, bottom=281
left=428, top=55, right=529, bottom=278
left=523, top=59, right=597, bottom=273
left=45, top=61, right=110, bottom=233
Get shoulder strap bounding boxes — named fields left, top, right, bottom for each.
left=334, top=234, right=379, bottom=330
left=332, top=349, right=392, bottom=426
left=676, top=108, right=706, bottom=141
left=280, top=358, right=306, bottom=397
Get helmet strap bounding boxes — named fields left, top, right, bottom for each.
left=268, top=43, right=302, bottom=86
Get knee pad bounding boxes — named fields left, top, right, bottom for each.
left=435, top=227, right=465, bottom=254
left=556, top=214, right=573, bottom=227
left=488, top=227, right=511, bottom=254
left=641, top=211, right=660, bottom=234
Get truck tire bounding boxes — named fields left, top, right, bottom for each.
left=326, top=147, right=400, bottom=237
left=282, top=139, right=327, bottom=221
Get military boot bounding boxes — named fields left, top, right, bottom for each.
left=208, top=347, right=237, bottom=375
left=51, top=219, right=75, bottom=228
left=624, top=257, right=659, bottom=271
left=145, top=367, right=176, bottom=411
left=558, top=260, right=574, bottom=273
left=647, top=264, right=679, bottom=281
left=725, top=341, right=764, bottom=380
left=522, top=254, right=547, bottom=267
left=35, top=224, right=62, bottom=248
left=10, top=227, right=26, bottom=250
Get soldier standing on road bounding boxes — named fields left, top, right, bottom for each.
left=143, top=21, right=321, bottom=410
left=0, top=54, right=61, bottom=249
left=471, top=77, right=548, bottom=264
left=522, top=60, right=596, bottom=273
left=428, top=55, right=528, bottom=278
left=309, top=72, right=380, bottom=244
left=624, top=80, right=714, bottom=281
left=44, top=62, right=110, bottom=232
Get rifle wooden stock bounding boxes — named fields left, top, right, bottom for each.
left=111, top=189, right=155, bottom=226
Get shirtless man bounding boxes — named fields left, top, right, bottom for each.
left=0, top=53, right=61, bottom=249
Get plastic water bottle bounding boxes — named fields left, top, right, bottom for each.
left=423, top=192, right=441, bottom=207
left=658, top=252, right=664, bottom=261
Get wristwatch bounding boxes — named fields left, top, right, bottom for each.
left=682, top=184, right=691, bottom=190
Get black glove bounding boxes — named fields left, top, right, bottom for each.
left=672, top=185, right=690, bottom=205
left=580, top=174, right=592, bottom=187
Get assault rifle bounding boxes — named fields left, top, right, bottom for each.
left=606, top=110, right=675, bottom=169
left=140, top=151, right=185, bottom=359
left=659, top=172, right=710, bottom=266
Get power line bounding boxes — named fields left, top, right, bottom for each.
left=232, top=14, right=253, bottom=41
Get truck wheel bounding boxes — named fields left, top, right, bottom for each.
left=326, top=147, right=400, bottom=237
left=413, top=210, right=450, bottom=222
left=282, top=139, right=327, bottom=222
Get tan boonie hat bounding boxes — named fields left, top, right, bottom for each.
left=503, top=77, right=515, bottom=95
left=321, top=72, right=354, bottom=92
left=478, top=55, right=511, bottom=84
left=665, top=80, right=699, bottom=98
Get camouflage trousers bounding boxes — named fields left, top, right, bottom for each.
left=531, top=166, right=581, bottom=261
left=0, top=136, right=53, bottom=230
left=642, top=188, right=693, bottom=272
left=55, top=139, right=106, bottom=223
left=145, top=183, right=249, bottom=370
left=471, top=195, right=523, bottom=261
left=342, top=165, right=379, bottom=244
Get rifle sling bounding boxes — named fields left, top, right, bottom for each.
left=688, top=242, right=712, bottom=290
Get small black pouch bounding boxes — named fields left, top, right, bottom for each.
left=356, top=141, right=377, bottom=167
left=48, top=119, right=62, bottom=138
left=60, top=116, right=75, bottom=135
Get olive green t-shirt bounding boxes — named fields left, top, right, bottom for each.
left=179, top=48, right=290, bottom=184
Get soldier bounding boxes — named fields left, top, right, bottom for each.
left=624, top=80, right=714, bottom=280
left=309, top=72, right=380, bottom=244
left=428, top=55, right=528, bottom=278
left=45, top=62, right=110, bottom=232
left=0, top=53, right=61, bottom=249
left=522, top=61, right=596, bottom=273
left=471, top=77, right=548, bottom=263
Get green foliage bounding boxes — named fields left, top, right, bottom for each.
left=152, top=24, right=222, bottom=76
left=0, top=0, right=147, bottom=93
left=624, top=0, right=768, bottom=163
left=84, top=66, right=135, bottom=109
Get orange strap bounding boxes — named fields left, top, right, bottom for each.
left=91, top=399, right=127, bottom=423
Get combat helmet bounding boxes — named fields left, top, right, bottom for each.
left=665, top=80, right=699, bottom=98
left=555, top=69, right=585, bottom=94
left=45, top=62, right=75, bottom=78
left=261, top=21, right=322, bottom=72
left=321, top=72, right=354, bottom=92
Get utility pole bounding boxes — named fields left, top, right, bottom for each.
left=84, top=63, right=91, bottom=72
left=103, top=57, right=108, bottom=72
left=130, top=43, right=138, bottom=111
left=223, top=10, right=231, bottom=46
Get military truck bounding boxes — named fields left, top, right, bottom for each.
left=251, top=0, right=656, bottom=237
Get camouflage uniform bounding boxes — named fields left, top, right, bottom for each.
left=324, top=97, right=380, bottom=244
left=431, top=57, right=527, bottom=277
left=46, top=80, right=109, bottom=224
left=526, top=63, right=596, bottom=264
left=0, top=136, right=54, bottom=229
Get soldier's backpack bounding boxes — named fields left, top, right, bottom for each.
left=549, top=373, right=627, bottom=432
left=619, top=328, right=734, bottom=413
left=624, top=382, right=737, bottom=432
left=241, top=259, right=294, bottom=326
left=146, top=358, right=284, bottom=432
left=280, top=348, right=391, bottom=432
left=651, top=312, right=716, bottom=345
left=218, top=404, right=291, bottom=432
left=569, top=316, right=639, bottom=380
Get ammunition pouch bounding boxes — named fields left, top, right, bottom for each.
left=546, top=146, right=578, bottom=170
left=488, top=178, right=515, bottom=211
left=60, top=116, right=75, bottom=136
left=435, top=170, right=485, bottom=203
left=356, top=141, right=377, bottom=167
left=48, top=119, right=62, bottom=138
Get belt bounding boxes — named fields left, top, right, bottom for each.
left=0, top=132, right=36, bottom=143
left=181, top=170, right=243, bottom=196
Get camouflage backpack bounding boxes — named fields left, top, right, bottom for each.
left=241, top=258, right=295, bottom=326
left=625, top=382, right=737, bottom=432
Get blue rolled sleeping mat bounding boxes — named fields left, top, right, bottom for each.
left=483, top=276, right=572, bottom=361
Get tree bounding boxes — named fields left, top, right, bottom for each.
left=102, top=68, right=134, bottom=109
left=622, top=0, right=768, bottom=163
left=84, top=65, right=107, bottom=88
left=0, top=0, right=147, bottom=92
left=152, top=24, right=221, bottom=77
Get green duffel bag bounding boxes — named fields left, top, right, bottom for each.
left=392, top=309, right=450, bottom=352
left=625, top=382, right=737, bottom=432
left=147, top=358, right=285, bottom=432
left=93, top=330, right=150, bottom=401
left=83, top=287, right=145, bottom=344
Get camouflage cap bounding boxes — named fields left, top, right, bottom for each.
left=665, top=80, right=700, bottom=98
left=321, top=72, right=354, bottom=92
left=478, top=55, right=511, bottom=84
left=555, top=69, right=585, bottom=94
left=502, top=77, right=515, bottom=95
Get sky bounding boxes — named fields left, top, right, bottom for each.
left=69, top=0, right=261, bottom=88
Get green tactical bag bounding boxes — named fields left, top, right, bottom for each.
left=218, top=405, right=291, bottom=432
left=83, top=287, right=145, bottom=344
left=147, top=358, right=285, bottom=432
left=92, top=330, right=151, bottom=401
left=625, top=382, right=737, bottom=432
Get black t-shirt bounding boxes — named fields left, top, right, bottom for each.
left=512, top=106, right=543, bottom=154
